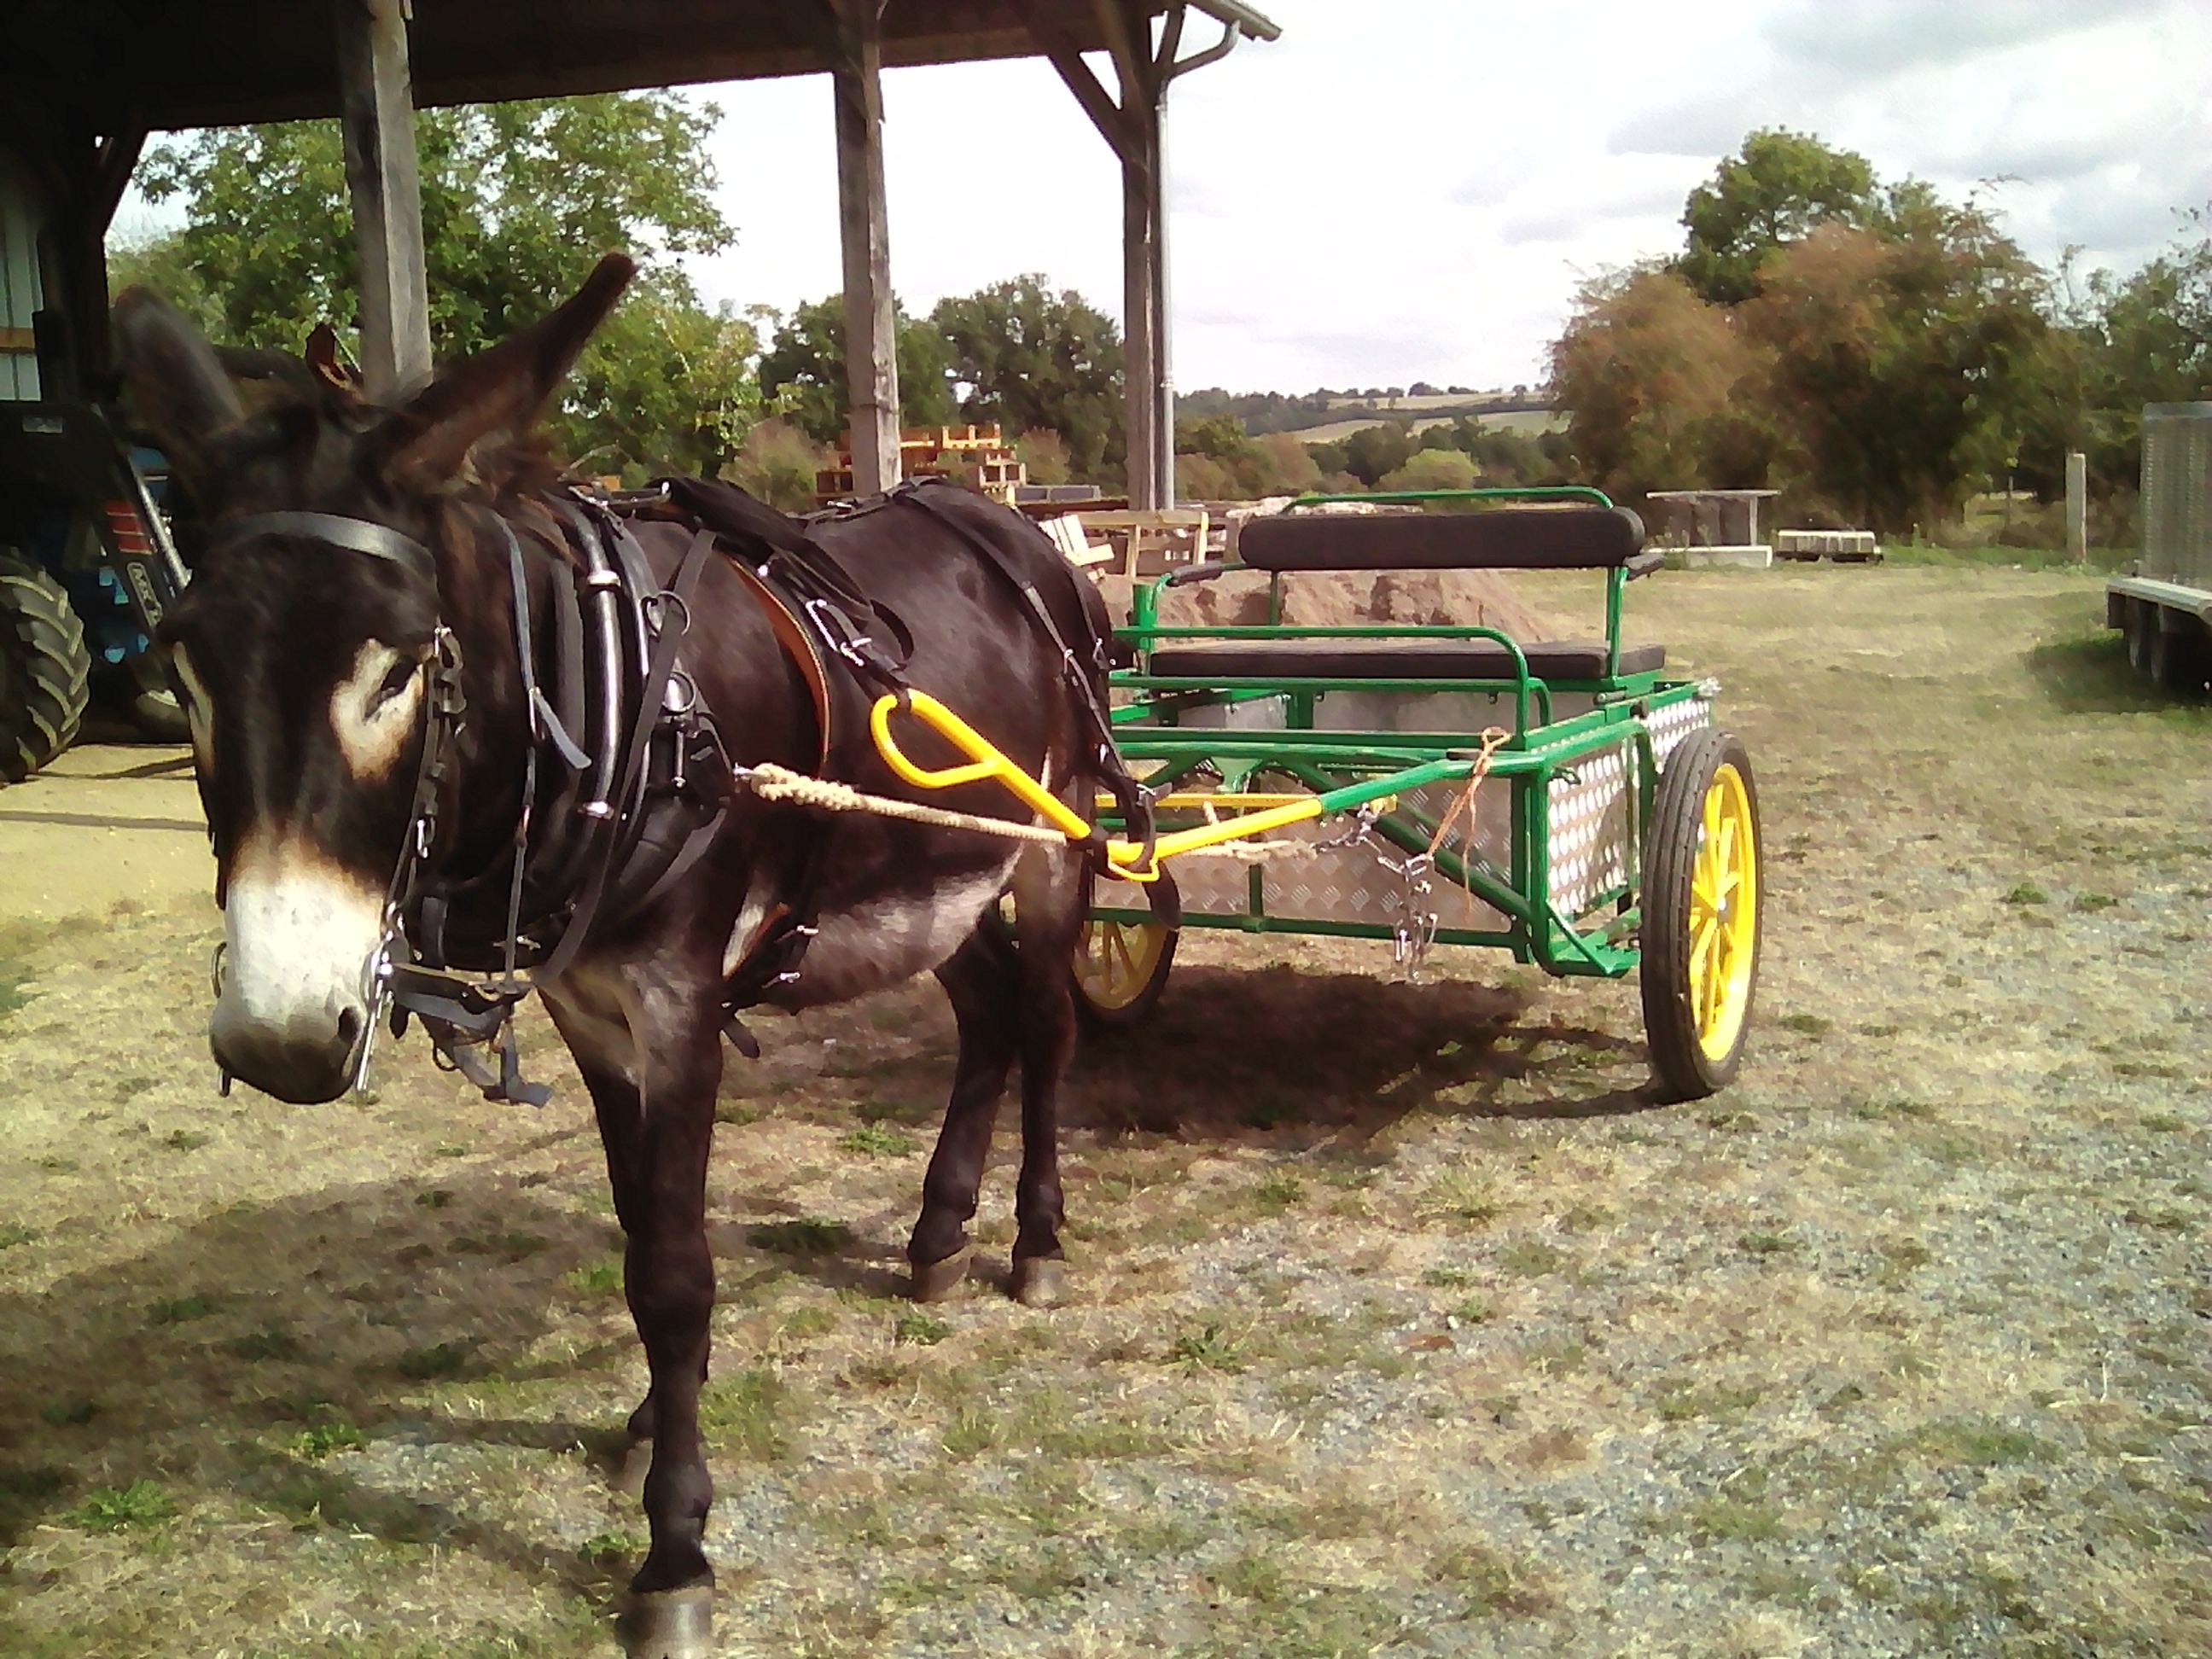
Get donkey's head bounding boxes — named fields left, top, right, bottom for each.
left=119, top=256, right=632, bottom=1102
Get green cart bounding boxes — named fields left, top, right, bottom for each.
left=1071, top=488, right=1763, bottom=1101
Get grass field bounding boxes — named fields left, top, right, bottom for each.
left=1, top=562, right=2208, bottom=1657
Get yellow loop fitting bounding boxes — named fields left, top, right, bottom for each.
left=868, top=690, right=1331, bottom=883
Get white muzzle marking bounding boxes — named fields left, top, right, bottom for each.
left=211, top=839, right=387, bottom=1098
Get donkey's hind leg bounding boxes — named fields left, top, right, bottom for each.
left=1006, top=846, right=1088, bottom=1307
left=910, top=922, right=1019, bottom=1300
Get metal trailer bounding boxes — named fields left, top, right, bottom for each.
left=2106, top=402, right=2212, bottom=696
left=1063, top=487, right=1765, bottom=1103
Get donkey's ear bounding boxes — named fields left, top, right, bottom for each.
left=377, top=253, right=635, bottom=482
left=114, top=287, right=247, bottom=489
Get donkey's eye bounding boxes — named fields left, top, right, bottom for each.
left=370, top=658, right=420, bottom=714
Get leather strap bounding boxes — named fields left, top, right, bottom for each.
left=211, top=510, right=437, bottom=585
left=533, top=526, right=720, bottom=987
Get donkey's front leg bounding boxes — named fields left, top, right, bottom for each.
left=540, top=963, right=722, bottom=1659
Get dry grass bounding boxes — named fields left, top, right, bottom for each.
left=3, top=565, right=2209, bottom=1656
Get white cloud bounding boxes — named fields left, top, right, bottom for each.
left=117, top=0, right=2212, bottom=395
left=1759, top=0, right=2165, bottom=77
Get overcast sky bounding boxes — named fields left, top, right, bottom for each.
left=676, top=0, right=2212, bottom=394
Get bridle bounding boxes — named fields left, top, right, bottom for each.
left=205, top=509, right=551, bottom=1101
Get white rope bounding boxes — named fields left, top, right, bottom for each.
left=742, top=763, right=1070, bottom=843
left=742, top=763, right=1343, bottom=861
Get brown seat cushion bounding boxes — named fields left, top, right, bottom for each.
left=1144, top=637, right=1665, bottom=681
left=1237, top=507, right=1647, bottom=572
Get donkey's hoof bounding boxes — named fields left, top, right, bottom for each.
left=617, top=1585, right=713, bottom=1659
left=1010, top=1254, right=1068, bottom=1308
left=910, top=1246, right=972, bottom=1302
left=612, top=1436, right=653, bottom=1500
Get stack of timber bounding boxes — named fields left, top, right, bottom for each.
left=816, top=424, right=1027, bottom=505
left=1775, top=528, right=1883, bottom=563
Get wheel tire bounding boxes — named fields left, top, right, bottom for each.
left=1073, top=911, right=1177, bottom=1031
left=1639, top=727, right=1763, bottom=1102
left=122, top=654, right=192, bottom=742
left=0, top=552, right=92, bottom=785
left=2126, top=599, right=2157, bottom=676
left=2148, top=619, right=2210, bottom=698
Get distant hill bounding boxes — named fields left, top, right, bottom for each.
left=1179, top=386, right=1553, bottom=439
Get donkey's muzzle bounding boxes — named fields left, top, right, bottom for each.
left=211, top=996, right=367, bottom=1104
left=210, top=852, right=386, bottom=1104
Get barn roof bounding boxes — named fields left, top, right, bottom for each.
left=12, top=0, right=1280, bottom=132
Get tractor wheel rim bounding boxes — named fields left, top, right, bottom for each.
left=1687, top=762, right=1757, bottom=1061
left=1077, top=918, right=1164, bottom=1010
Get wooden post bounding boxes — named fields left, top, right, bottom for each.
left=335, top=0, right=431, bottom=400
left=1030, top=2, right=1266, bottom=510
left=2067, top=450, right=2088, bottom=563
left=1121, top=89, right=1171, bottom=510
left=830, top=0, right=900, bottom=495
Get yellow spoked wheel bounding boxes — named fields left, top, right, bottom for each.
left=1639, top=728, right=1762, bottom=1100
left=1073, top=914, right=1176, bottom=1029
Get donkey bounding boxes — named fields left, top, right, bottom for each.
left=118, top=255, right=1113, bottom=1656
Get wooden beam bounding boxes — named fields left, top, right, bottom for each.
left=829, top=0, right=900, bottom=495
left=1013, top=7, right=1123, bottom=154
left=335, top=0, right=431, bottom=400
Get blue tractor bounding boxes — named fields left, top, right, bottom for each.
left=0, top=131, right=191, bottom=783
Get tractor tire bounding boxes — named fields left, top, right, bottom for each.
left=0, top=552, right=92, bottom=785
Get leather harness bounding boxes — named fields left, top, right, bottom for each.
left=208, top=478, right=1156, bottom=1101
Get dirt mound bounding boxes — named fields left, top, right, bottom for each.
left=1103, top=567, right=1561, bottom=638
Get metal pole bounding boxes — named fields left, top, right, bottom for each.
left=2066, top=450, right=2088, bottom=563
left=830, top=0, right=901, bottom=495
left=335, top=0, right=431, bottom=400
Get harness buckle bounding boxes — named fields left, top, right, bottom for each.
left=801, top=596, right=876, bottom=668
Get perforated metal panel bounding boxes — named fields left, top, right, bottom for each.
left=2142, top=404, right=2212, bottom=591
left=1168, top=696, right=1713, bottom=931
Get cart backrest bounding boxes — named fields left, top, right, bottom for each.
left=1238, top=505, right=1648, bottom=573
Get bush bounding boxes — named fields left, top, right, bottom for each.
left=723, top=418, right=830, bottom=513
left=1015, top=428, right=1072, bottom=486
left=1381, top=448, right=1479, bottom=493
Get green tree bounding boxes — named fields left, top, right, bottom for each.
left=1380, top=448, right=1478, bottom=492
left=1341, top=422, right=1416, bottom=486
left=114, top=93, right=754, bottom=479
left=1677, top=129, right=1877, bottom=305
left=755, top=294, right=955, bottom=445
left=1551, top=267, right=1777, bottom=500
left=931, top=276, right=1123, bottom=481
left=1556, top=137, right=2061, bottom=531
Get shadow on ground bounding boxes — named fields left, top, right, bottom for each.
left=1067, top=964, right=1658, bottom=1139
left=0, top=1167, right=628, bottom=1607
left=2023, top=631, right=2212, bottom=713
